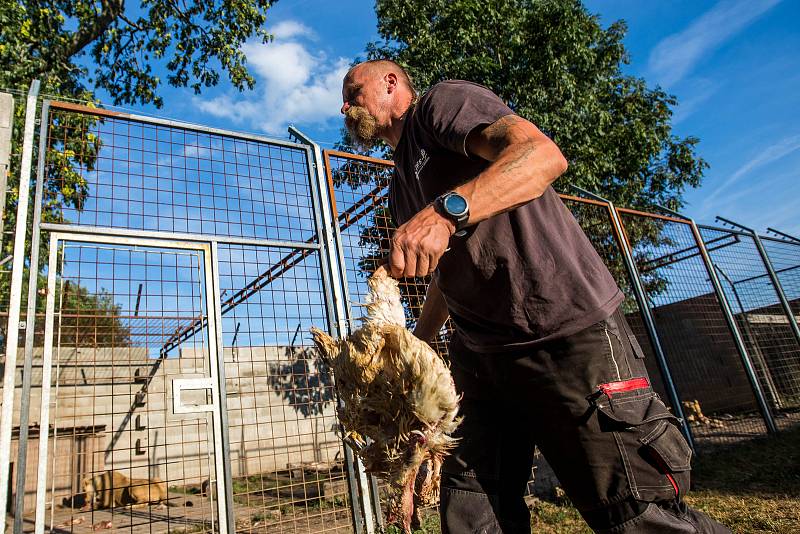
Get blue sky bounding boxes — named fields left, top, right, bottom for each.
left=102, top=0, right=799, bottom=235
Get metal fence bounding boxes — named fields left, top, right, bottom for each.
left=1, top=87, right=799, bottom=534
left=0, top=91, right=376, bottom=534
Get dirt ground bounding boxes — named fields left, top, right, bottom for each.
left=9, top=491, right=355, bottom=534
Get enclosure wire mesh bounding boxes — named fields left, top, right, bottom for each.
left=216, top=243, right=353, bottom=533
left=699, top=227, right=800, bottom=417
left=5, top=95, right=799, bottom=533
left=45, top=106, right=315, bottom=241
left=762, top=236, right=800, bottom=317
left=10, top=103, right=360, bottom=534
left=618, top=211, right=769, bottom=445
left=45, top=242, right=217, bottom=532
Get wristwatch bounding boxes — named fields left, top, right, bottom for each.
left=434, top=191, right=470, bottom=236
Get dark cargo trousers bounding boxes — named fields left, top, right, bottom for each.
left=440, top=307, right=731, bottom=533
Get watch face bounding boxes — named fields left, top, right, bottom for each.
left=444, top=194, right=468, bottom=216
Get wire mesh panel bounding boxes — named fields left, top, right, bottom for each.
left=215, top=243, right=354, bottom=533
left=560, top=197, right=670, bottom=405
left=324, top=152, right=450, bottom=353
left=618, top=211, right=769, bottom=445
left=38, top=240, right=219, bottom=534
left=43, top=104, right=315, bottom=241
left=699, top=226, right=800, bottom=430
left=762, top=236, right=800, bottom=319
left=9, top=102, right=367, bottom=533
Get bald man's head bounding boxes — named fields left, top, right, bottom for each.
left=346, top=59, right=416, bottom=97
left=341, top=59, right=417, bottom=148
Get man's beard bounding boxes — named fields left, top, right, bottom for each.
left=344, top=105, right=379, bottom=147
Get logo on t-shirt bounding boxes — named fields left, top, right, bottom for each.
left=413, top=148, right=430, bottom=181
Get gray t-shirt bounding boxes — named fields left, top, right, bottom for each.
left=390, top=80, right=622, bottom=352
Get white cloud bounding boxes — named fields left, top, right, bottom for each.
left=196, top=19, right=350, bottom=136
left=648, top=0, right=781, bottom=88
left=270, top=20, right=315, bottom=41
left=698, top=134, right=800, bottom=215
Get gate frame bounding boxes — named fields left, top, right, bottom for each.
left=646, top=207, right=779, bottom=434
left=34, top=232, right=231, bottom=534
left=0, top=81, right=40, bottom=532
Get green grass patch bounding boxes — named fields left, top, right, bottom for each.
left=394, top=425, right=800, bottom=533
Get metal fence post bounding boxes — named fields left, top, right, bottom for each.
left=288, top=126, right=377, bottom=534
left=0, top=92, right=13, bottom=241
left=13, top=100, right=49, bottom=528
left=570, top=187, right=695, bottom=450
left=0, top=80, right=39, bottom=526
left=718, top=217, right=800, bottom=349
left=713, top=263, right=782, bottom=410
left=682, top=216, right=778, bottom=433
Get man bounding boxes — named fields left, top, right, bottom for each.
left=340, top=59, right=730, bottom=534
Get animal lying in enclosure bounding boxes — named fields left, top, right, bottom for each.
left=81, top=470, right=169, bottom=510
left=311, top=265, right=461, bottom=533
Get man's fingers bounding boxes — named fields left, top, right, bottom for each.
left=389, top=245, right=405, bottom=278
left=429, top=250, right=443, bottom=275
left=416, top=255, right=430, bottom=278
left=403, top=252, right=418, bottom=279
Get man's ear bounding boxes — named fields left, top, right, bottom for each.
left=386, top=72, right=398, bottom=94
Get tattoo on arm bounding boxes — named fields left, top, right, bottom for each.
left=499, top=142, right=536, bottom=176
left=482, top=115, right=526, bottom=156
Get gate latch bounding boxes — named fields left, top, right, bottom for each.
left=172, top=377, right=215, bottom=414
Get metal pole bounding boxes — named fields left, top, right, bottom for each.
left=718, top=216, right=800, bottom=348
left=714, top=264, right=782, bottom=409
left=766, top=227, right=800, bottom=244
left=0, top=92, right=14, bottom=242
left=570, top=187, right=695, bottom=450
left=689, top=219, right=777, bottom=433
left=34, top=233, right=58, bottom=534
left=210, top=241, right=236, bottom=533
left=13, top=100, right=49, bottom=528
left=288, top=126, right=376, bottom=534
left=0, top=80, right=39, bottom=526
left=201, top=242, right=232, bottom=534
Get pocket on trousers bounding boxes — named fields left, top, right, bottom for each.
left=596, top=392, right=692, bottom=501
left=439, top=487, right=501, bottom=534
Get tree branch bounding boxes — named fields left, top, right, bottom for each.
left=64, top=0, right=126, bottom=59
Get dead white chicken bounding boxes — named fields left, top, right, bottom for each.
left=310, top=265, right=461, bottom=533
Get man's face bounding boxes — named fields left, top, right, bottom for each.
left=341, top=67, right=386, bottom=146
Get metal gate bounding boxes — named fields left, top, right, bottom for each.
left=0, top=92, right=374, bottom=534
left=36, top=234, right=227, bottom=533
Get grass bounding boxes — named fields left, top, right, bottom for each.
left=397, top=425, right=800, bottom=533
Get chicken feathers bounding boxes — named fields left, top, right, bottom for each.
left=310, top=266, right=461, bottom=533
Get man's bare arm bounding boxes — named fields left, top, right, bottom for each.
left=456, top=114, right=568, bottom=224
left=388, top=114, right=568, bottom=278
left=412, top=277, right=449, bottom=343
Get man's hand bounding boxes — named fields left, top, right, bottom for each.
left=389, top=204, right=455, bottom=278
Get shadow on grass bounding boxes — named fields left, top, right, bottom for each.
left=691, top=425, right=800, bottom=497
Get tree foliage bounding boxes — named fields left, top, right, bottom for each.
left=366, top=0, right=707, bottom=210
left=1, top=0, right=277, bottom=106
left=0, top=0, right=279, bottom=347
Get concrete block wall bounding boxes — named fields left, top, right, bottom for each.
left=9, top=344, right=341, bottom=512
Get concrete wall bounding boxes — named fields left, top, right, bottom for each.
left=9, top=344, right=341, bottom=512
